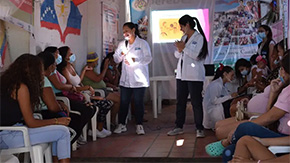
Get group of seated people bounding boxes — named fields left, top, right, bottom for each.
left=203, top=39, right=289, bottom=162
left=1, top=38, right=289, bottom=162
left=0, top=46, right=123, bottom=162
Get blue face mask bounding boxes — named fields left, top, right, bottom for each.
left=240, top=70, right=248, bottom=76
left=69, top=54, right=76, bottom=63
left=108, top=65, right=113, bottom=70
left=279, top=68, right=285, bottom=84
left=56, top=54, right=62, bottom=65
left=273, top=59, right=280, bottom=65
left=258, top=32, right=266, bottom=39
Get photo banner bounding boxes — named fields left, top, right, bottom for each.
left=129, top=0, right=149, bottom=40
left=213, top=0, right=260, bottom=68
left=0, top=0, right=33, bottom=33
left=102, top=3, right=119, bottom=58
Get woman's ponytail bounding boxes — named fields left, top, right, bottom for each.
left=192, top=17, right=208, bottom=60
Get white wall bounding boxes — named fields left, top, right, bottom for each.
left=5, top=0, right=125, bottom=74
left=4, top=21, right=30, bottom=61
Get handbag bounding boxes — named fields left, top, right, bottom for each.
left=62, top=91, right=85, bottom=102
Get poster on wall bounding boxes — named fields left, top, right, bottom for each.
left=40, top=0, right=84, bottom=43
left=0, top=0, right=33, bottom=33
left=129, top=0, right=149, bottom=40
left=102, top=3, right=119, bottom=58
left=0, top=20, right=11, bottom=71
left=213, top=0, right=260, bottom=68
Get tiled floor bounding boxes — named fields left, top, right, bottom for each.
left=72, top=102, right=221, bottom=162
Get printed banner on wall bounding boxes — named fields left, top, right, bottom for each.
left=129, top=0, right=149, bottom=40
left=40, top=0, right=83, bottom=43
left=0, top=0, right=33, bottom=32
left=102, top=3, right=119, bottom=58
left=0, top=20, right=11, bottom=71
left=213, top=0, right=260, bottom=68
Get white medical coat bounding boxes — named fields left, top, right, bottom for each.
left=174, top=31, right=205, bottom=81
left=203, top=77, right=232, bottom=129
left=114, top=36, right=152, bottom=88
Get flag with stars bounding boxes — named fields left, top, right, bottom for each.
left=40, top=0, right=83, bottom=43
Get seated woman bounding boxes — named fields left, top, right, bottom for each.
left=203, top=64, right=238, bottom=130
left=216, top=84, right=271, bottom=140
left=0, top=54, right=71, bottom=163
left=251, top=55, right=271, bottom=92
left=58, top=46, right=113, bottom=138
left=101, top=52, right=121, bottom=91
left=205, top=51, right=290, bottom=161
left=44, top=47, right=97, bottom=141
left=230, top=136, right=290, bottom=162
left=83, top=52, right=120, bottom=126
left=37, top=51, right=88, bottom=145
left=234, top=58, right=255, bottom=95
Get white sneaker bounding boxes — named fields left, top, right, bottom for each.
left=167, top=128, right=184, bottom=136
left=77, top=135, right=87, bottom=145
left=136, top=125, right=145, bottom=135
left=113, top=124, right=127, bottom=134
left=102, top=128, right=112, bottom=136
left=196, top=130, right=205, bottom=138
left=96, top=129, right=108, bottom=138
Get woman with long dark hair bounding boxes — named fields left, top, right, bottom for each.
left=167, top=15, right=208, bottom=137
left=0, top=54, right=71, bottom=162
left=203, top=64, right=238, bottom=130
left=257, top=25, right=275, bottom=69
left=113, top=22, right=152, bottom=135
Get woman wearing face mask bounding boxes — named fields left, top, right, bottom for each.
left=203, top=64, right=238, bottom=130
left=206, top=51, right=290, bottom=160
left=113, top=22, right=152, bottom=135
left=257, top=25, right=275, bottom=70
left=234, top=58, right=254, bottom=95
left=167, top=15, right=208, bottom=138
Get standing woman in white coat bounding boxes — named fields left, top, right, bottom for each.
left=167, top=15, right=208, bottom=137
left=203, top=64, right=238, bottom=130
left=113, top=22, right=152, bottom=135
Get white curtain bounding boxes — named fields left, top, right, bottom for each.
left=147, top=0, right=215, bottom=99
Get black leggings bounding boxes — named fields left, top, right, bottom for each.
left=92, top=99, right=113, bottom=123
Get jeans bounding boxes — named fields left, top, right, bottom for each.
left=0, top=124, right=70, bottom=160
left=176, top=79, right=204, bottom=130
left=119, top=86, right=146, bottom=125
left=222, top=122, right=287, bottom=162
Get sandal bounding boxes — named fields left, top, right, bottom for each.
left=205, top=140, right=225, bottom=156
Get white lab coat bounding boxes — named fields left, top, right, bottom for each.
left=174, top=31, right=205, bottom=81
left=203, top=77, right=232, bottom=129
left=114, top=36, right=152, bottom=88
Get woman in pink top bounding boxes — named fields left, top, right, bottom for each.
left=206, top=51, right=290, bottom=161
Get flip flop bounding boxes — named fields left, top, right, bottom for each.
left=205, top=140, right=225, bottom=156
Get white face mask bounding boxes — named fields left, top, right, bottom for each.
left=124, top=36, right=130, bottom=41
left=279, top=56, right=283, bottom=60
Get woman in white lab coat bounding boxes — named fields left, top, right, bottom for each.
left=113, top=22, right=152, bottom=135
left=203, top=64, right=238, bottom=130
left=167, top=15, right=208, bottom=138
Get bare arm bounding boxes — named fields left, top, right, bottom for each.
left=251, top=106, right=286, bottom=126
left=84, top=59, right=109, bottom=83
left=48, top=73, right=74, bottom=92
left=42, top=87, right=62, bottom=112
left=17, top=84, right=70, bottom=128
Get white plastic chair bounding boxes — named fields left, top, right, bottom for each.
left=0, top=126, right=52, bottom=163
left=0, top=154, right=19, bottom=163
left=268, top=146, right=290, bottom=154
left=56, top=96, right=98, bottom=147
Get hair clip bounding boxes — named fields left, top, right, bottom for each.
left=219, top=63, right=224, bottom=71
